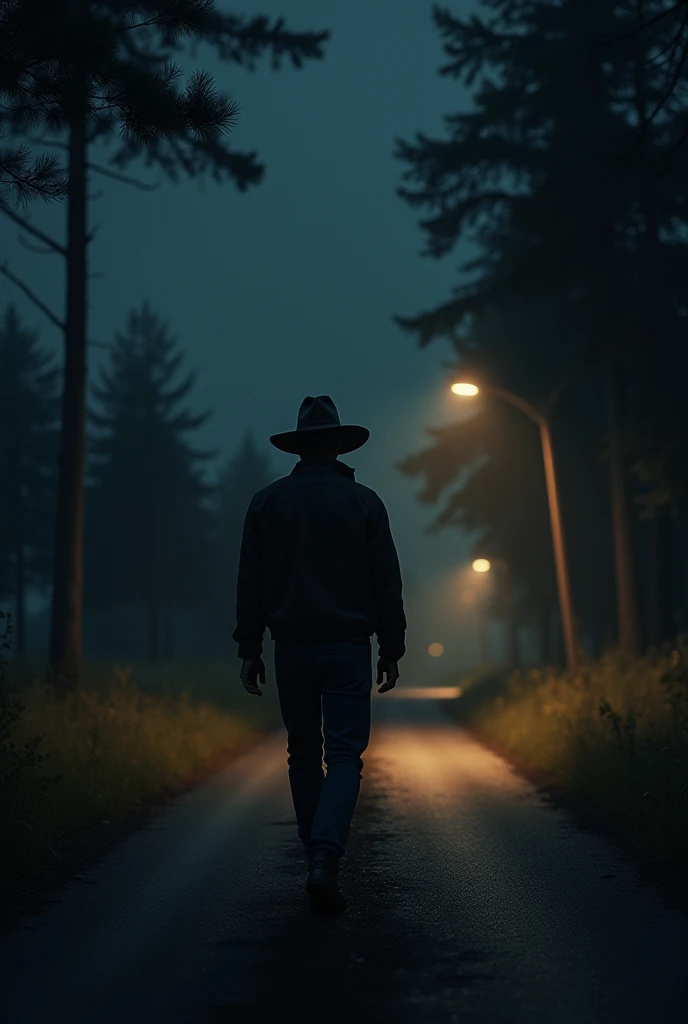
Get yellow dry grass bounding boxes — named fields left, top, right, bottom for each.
left=452, top=650, right=688, bottom=867
left=1, top=659, right=278, bottom=880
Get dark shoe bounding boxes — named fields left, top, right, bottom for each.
left=306, top=849, right=347, bottom=914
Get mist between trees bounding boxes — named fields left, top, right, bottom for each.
left=0, top=0, right=328, bottom=681
left=0, top=300, right=274, bottom=663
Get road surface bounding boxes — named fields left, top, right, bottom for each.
left=3, top=689, right=688, bottom=1023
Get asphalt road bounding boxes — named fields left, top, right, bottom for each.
left=3, top=690, right=688, bottom=1024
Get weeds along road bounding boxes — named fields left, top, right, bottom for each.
left=3, top=690, right=688, bottom=1023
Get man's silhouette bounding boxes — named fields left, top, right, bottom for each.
left=233, top=395, right=406, bottom=914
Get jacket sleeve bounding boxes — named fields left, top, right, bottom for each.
left=232, top=497, right=266, bottom=660
left=368, top=496, right=407, bottom=661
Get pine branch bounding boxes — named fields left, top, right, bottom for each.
left=0, top=198, right=66, bottom=253
left=0, top=261, right=110, bottom=348
left=0, top=146, right=68, bottom=204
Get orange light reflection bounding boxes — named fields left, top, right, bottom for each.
left=389, top=686, right=463, bottom=700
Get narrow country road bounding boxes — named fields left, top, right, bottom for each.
left=3, top=690, right=688, bottom=1023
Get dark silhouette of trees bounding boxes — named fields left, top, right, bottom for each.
left=0, top=305, right=59, bottom=656
left=206, top=432, right=272, bottom=650
left=86, top=302, right=214, bottom=663
left=395, top=0, right=688, bottom=658
left=0, top=1, right=328, bottom=684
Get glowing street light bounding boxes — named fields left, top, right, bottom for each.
left=472, top=555, right=518, bottom=670
left=451, top=382, right=480, bottom=397
left=428, top=642, right=444, bottom=657
left=451, top=379, right=579, bottom=673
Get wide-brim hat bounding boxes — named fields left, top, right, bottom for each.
left=270, top=395, right=370, bottom=455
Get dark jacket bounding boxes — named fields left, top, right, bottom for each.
left=233, top=458, right=406, bottom=661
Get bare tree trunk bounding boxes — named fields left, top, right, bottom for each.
left=49, top=73, right=88, bottom=687
left=607, top=364, right=642, bottom=656
left=647, top=510, right=674, bottom=648
left=11, top=460, right=27, bottom=659
left=631, top=3, right=673, bottom=653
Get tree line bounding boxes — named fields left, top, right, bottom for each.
left=396, top=0, right=688, bottom=663
left=0, top=300, right=272, bottom=661
left=0, top=0, right=326, bottom=681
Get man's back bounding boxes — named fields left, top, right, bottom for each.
left=233, top=458, right=406, bottom=661
left=234, top=397, right=406, bottom=914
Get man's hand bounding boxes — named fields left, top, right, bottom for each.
left=376, top=658, right=399, bottom=694
left=240, top=657, right=266, bottom=696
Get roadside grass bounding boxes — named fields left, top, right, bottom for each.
left=447, top=651, right=688, bottom=869
left=5, top=655, right=282, bottom=726
left=0, top=620, right=281, bottom=881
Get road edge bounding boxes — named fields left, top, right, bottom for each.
left=440, top=701, right=688, bottom=918
left=0, top=729, right=274, bottom=932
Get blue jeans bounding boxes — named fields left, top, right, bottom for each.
left=273, top=639, right=373, bottom=856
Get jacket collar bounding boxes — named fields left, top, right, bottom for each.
left=291, top=458, right=355, bottom=481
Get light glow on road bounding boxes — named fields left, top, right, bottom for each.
left=428, top=642, right=444, bottom=657
left=389, top=686, right=463, bottom=699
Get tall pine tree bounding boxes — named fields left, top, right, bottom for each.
left=86, top=302, right=214, bottom=662
left=395, top=0, right=688, bottom=656
left=0, top=305, right=59, bottom=656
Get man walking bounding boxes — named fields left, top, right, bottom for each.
left=233, top=395, right=406, bottom=914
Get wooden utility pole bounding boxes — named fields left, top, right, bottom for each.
left=539, top=418, right=578, bottom=672
left=607, top=365, right=642, bottom=656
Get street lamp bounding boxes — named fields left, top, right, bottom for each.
left=472, top=556, right=518, bottom=670
left=453, top=381, right=578, bottom=673
left=452, top=382, right=480, bottom=397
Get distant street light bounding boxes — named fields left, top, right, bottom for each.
left=472, top=555, right=518, bottom=670
left=470, top=559, right=492, bottom=668
left=453, top=381, right=578, bottom=673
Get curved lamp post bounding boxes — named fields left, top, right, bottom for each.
left=453, top=382, right=578, bottom=673
left=472, top=557, right=518, bottom=670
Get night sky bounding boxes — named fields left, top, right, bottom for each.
left=1, top=1, right=489, bottom=668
